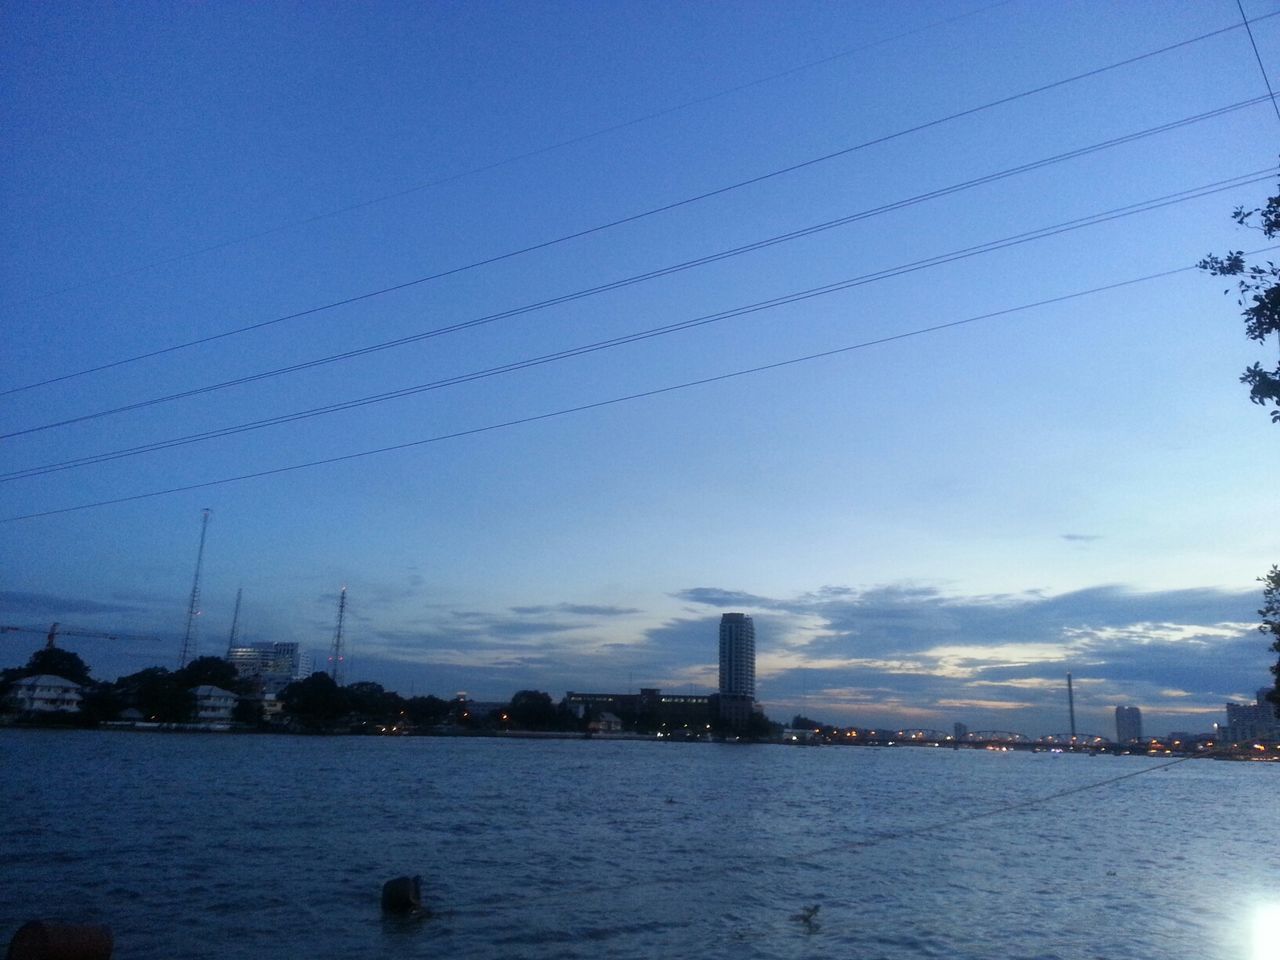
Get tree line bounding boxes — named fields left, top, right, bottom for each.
left=0, top=647, right=608, bottom=733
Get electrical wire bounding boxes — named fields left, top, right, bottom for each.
left=4, top=13, right=1275, bottom=400
left=1237, top=0, right=1280, bottom=126
left=5, top=233, right=1277, bottom=523
left=5, top=0, right=1018, bottom=308
left=3, top=96, right=1266, bottom=442
left=3, top=172, right=1275, bottom=485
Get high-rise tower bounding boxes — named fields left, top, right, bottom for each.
left=718, top=612, right=756, bottom=730
left=1115, top=705, right=1143, bottom=743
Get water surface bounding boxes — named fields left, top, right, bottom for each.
left=0, top=730, right=1272, bottom=958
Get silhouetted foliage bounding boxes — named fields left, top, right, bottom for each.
left=791, top=714, right=825, bottom=730
left=279, top=672, right=350, bottom=730
left=1260, top=565, right=1280, bottom=719
left=115, top=667, right=195, bottom=722
left=345, top=681, right=405, bottom=722
left=1202, top=186, right=1280, bottom=714
left=23, top=647, right=93, bottom=686
left=79, top=682, right=125, bottom=723
left=403, top=695, right=451, bottom=727
left=232, top=696, right=264, bottom=725
left=744, top=711, right=778, bottom=741
left=1199, top=183, right=1280, bottom=422
left=174, top=655, right=244, bottom=693
left=507, top=690, right=559, bottom=730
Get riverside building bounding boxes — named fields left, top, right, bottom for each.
left=718, top=612, right=756, bottom=731
left=1115, top=705, right=1143, bottom=743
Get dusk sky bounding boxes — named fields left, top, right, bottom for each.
left=3, top=0, right=1278, bottom=737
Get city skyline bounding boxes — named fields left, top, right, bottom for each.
left=3, top=2, right=1278, bottom=736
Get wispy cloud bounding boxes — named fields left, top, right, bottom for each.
left=509, top=603, right=641, bottom=617
left=0, top=590, right=146, bottom=618
left=674, top=587, right=776, bottom=609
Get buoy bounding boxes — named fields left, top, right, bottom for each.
left=380, top=876, right=423, bottom=915
left=6, top=921, right=113, bottom=960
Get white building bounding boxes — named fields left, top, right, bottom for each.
left=6, top=674, right=82, bottom=713
left=191, top=685, right=238, bottom=723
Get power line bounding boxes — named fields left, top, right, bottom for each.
left=4, top=14, right=1274, bottom=400
left=3, top=96, right=1268, bottom=441
left=5, top=0, right=1018, bottom=308
left=1237, top=0, right=1280, bottom=126
left=6, top=236, right=1277, bottom=523
left=3, top=171, right=1274, bottom=484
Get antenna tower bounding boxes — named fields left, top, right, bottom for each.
left=226, top=587, right=243, bottom=656
left=179, top=508, right=211, bottom=668
left=1067, top=672, right=1077, bottom=739
left=328, top=587, right=348, bottom=685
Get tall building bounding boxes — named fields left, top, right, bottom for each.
left=227, top=641, right=308, bottom=694
left=718, top=613, right=756, bottom=730
left=1115, top=705, right=1142, bottom=743
left=1220, top=689, right=1280, bottom=743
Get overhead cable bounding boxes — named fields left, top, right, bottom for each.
left=1237, top=0, right=1280, bottom=125
left=7, top=0, right=1017, bottom=307
left=4, top=13, right=1275, bottom=399
left=1, top=168, right=1274, bottom=480
left=5, top=237, right=1278, bottom=522
left=2, top=95, right=1269, bottom=440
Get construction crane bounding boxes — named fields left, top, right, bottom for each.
left=0, top=622, right=152, bottom=648
left=226, top=587, right=244, bottom=655
left=178, top=508, right=212, bottom=669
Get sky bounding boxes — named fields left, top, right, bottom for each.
left=2, top=0, right=1278, bottom=738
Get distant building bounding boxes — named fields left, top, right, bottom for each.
left=5, top=674, right=82, bottom=714
left=227, top=641, right=308, bottom=694
left=954, top=722, right=969, bottom=740
left=1219, top=689, right=1280, bottom=743
left=563, top=688, right=711, bottom=730
left=718, top=613, right=756, bottom=730
left=588, top=712, right=622, bottom=733
left=191, top=685, right=238, bottom=723
left=1115, top=705, right=1143, bottom=743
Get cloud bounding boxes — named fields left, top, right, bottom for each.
left=934, top=698, right=1035, bottom=710
left=0, top=590, right=145, bottom=618
left=508, top=603, right=641, bottom=617
left=683, top=580, right=1265, bottom=731
left=1061, top=533, right=1102, bottom=542
left=327, top=576, right=1269, bottom=737
left=674, top=587, right=777, bottom=609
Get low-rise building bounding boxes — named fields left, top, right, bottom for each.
left=5, top=674, right=82, bottom=713
left=191, top=685, right=238, bottom=723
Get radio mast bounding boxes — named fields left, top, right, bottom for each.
left=328, top=587, right=347, bottom=685
left=1067, top=672, right=1077, bottom=739
left=226, top=587, right=243, bottom=655
left=178, top=508, right=211, bottom=668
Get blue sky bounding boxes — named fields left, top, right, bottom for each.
left=2, top=0, right=1277, bottom=736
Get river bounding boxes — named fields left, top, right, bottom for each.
left=0, top=729, right=1273, bottom=959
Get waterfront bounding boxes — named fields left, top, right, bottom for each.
left=1, top=729, right=1273, bottom=959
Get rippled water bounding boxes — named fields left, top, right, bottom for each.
left=0, top=729, right=1273, bottom=959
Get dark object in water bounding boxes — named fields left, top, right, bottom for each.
left=6, top=921, right=113, bottom=960
left=789, top=904, right=820, bottom=925
left=381, top=876, right=424, bottom=915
